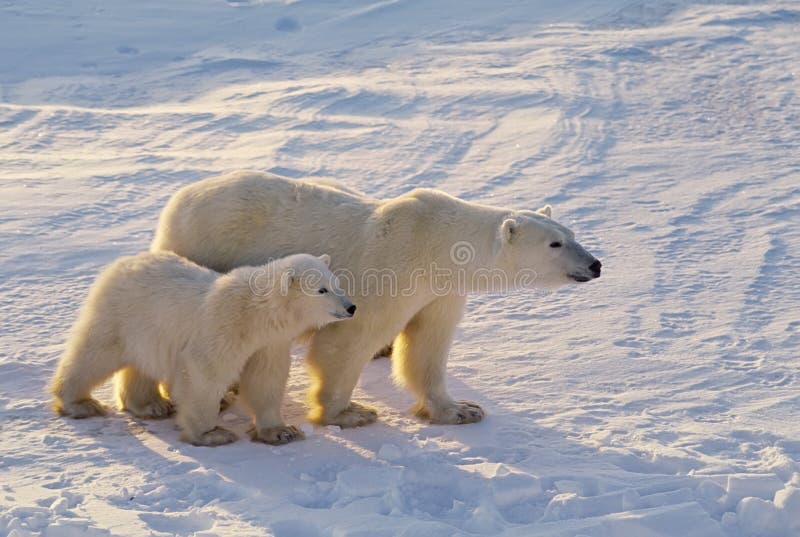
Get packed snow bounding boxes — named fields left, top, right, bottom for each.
left=1, top=0, right=799, bottom=535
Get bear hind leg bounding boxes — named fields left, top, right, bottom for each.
left=115, top=366, right=174, bottom=419
left=51, top=331, right=123, bottom=419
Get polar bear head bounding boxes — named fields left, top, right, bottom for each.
left=248, top=254, right=356, bottom=328
left=281, top=254, right=357, bottom=324
left=497, top=205, right=601, bottom=290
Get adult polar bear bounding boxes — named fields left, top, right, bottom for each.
left=141, top=171, right=601, bottom=431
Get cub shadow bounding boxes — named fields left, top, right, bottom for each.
left=38, top=357, right=738, bottom=536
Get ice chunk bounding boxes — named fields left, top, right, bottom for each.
left=722, top=474, right=784, bottom=510
left=774, top=486, right=800, bottom=531
left=490, top=469, right=543, bottom=509
left=540, top=489, right=640, bottom=522
left=462, top=463, right=543, bottom=508
left=736, top=497, right=784, bottom=537
left=49, top=497, right=69, bottom=516
left=333, top=467, right=401, bottom=498
left=697, top=479, right=726, bottom=503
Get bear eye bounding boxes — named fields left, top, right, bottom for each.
left=550, top=241, right=562, bottom=248
left=318, top=288, right=328, bottom=294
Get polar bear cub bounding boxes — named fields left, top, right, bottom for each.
left=51, top=251, right=355, bottom=446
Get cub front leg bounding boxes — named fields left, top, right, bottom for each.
left=239, top=344, right=305, bottom=445
left=393, top=294, right=484, bottom=424
left=171, top=374, right=236, bottom=447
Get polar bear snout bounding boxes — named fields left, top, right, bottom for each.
left=567, top=257, right=602, bottom=283
left=330, top=296, right=357, bottom=319
left=589, top=259, right=602, bottom=278
left=339, top=299, right=357, bottom=318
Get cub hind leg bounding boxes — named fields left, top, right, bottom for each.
left=51, top=326, right=124, bottom=419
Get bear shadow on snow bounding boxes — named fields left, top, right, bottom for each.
left=42, top=356, right=734, bottom=535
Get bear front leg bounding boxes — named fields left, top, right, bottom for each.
left=393, top=294, right=484, bottom=425
left=306, top=322, right=379, bottom=428
left=239, top=344, right=304, bottom=445
left=172, top=374, right=236, bottom=447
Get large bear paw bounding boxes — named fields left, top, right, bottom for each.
left=248, top=424, right=305, bottom=445
left=329, top=401, right=378, bottom=428
left=126, top=396, right=175, bottom=420
left=416, top=400, right=484, bottom=425
left=56, top=397, right=108, bottom=419
left=189, top=426, right=237, bottom=447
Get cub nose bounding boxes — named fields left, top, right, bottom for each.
left=589, top=259, right=602, bottom=278
left=346, top=304, right=357, bottom=316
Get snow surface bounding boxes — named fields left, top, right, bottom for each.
left=1, top=0, right=799, bottom=535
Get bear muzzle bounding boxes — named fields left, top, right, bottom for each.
left=569, top=259, right=602, bottom=282
left=332, top=300, right=357, bottom=319
left=589, top=259, right=602, bottom=278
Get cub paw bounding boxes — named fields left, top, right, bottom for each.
left=249, top=424, right=305, bottom=445
left=416, top=400, right=484, bottom=425
left=190, top=426, right=237, bottom=447
left=56, top=397, right=108, bottom=419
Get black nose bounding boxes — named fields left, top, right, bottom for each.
left=346, top=304, right=357, bottom=316
left=589, top=260, right=602, bottom=278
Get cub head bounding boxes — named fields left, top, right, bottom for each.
left=497, top=205, right=601, bottom=290
left=278, top=253, right=356, bottom=326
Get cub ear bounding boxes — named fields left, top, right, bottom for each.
left=536, top=205, right=552, bottom=218
left=318, top=254, right=331, bottom=268
left=501, top=218, right=518, bottom=243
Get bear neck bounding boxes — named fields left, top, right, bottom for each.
left=208, top=269, right=296, bottom=355
left=408, top=195, right=513, bottom=294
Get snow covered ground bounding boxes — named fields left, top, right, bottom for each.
left=1, top=0, right=799, bottom=535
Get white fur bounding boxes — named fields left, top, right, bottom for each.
left=148, top=171, right=601, bottom=427
left=51, top=251, right=353, bottom=446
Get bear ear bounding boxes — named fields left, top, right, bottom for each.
left=318, top=254, right=331, bottom=268
left=501, top=218, right=518, bottom=243
left=536, top=205, right=552, bottom=218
